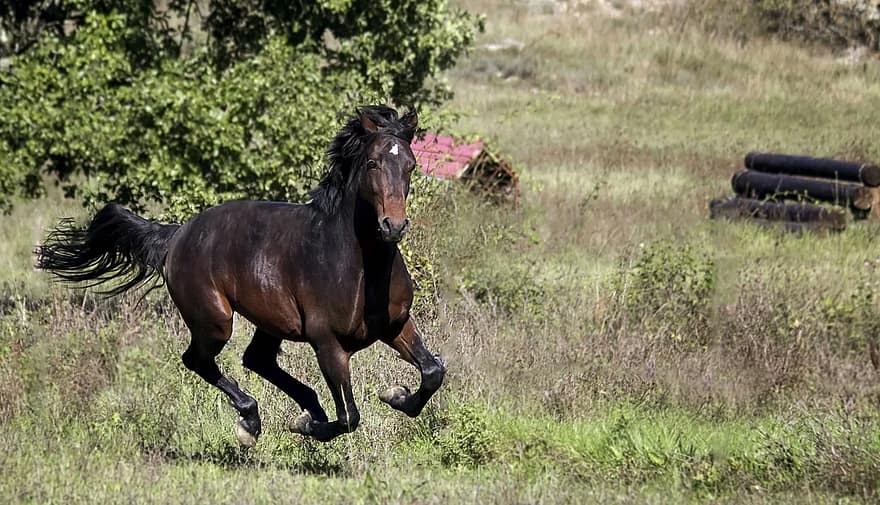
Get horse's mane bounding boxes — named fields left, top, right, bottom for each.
left=309, top=105, right=417, bottom=215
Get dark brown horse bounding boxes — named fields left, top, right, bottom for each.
left=37, top=106, right=445, bottom=445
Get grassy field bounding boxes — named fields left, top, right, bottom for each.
left=4, top=1, right=880, bottom=503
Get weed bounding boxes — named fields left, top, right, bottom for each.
left=437, top=404, right=497, bottom=468
left=610, top=239, right=716, bottom=345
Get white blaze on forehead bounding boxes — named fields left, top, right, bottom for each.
left=390, top=143, right=399, bottom=156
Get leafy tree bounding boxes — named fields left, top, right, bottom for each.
left=0, top=0, right=481, bottom=216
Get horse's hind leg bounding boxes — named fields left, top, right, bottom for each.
left=242, top=329, right=329, bottom=423
left=289, top=341, right=359, bottom=442
left=379, top=319, right=445, bottom=417
left=181, top=319, right=261, bottom=447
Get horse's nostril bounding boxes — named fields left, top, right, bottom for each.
left=379, top=217, right=408, bottom=240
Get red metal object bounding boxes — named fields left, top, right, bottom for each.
left=412, top=133, right=485, bottom=179
left=411, top=133, right=520, bottom=205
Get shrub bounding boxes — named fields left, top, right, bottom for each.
left=449, top=218, right=546, bottom=316
left=0, top=1, right=481, bottom=216
left=610, top=240, right=716, bottom=342
left=437, top=405, right=496, bottom=468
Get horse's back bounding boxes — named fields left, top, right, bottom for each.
left=167, top=200, right=305, bottom=266
left=164, top=200, right=311, bottom=338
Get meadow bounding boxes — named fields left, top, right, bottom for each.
left=3, top=1, right=880, bottom=503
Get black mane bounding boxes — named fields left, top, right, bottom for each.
left=309, top=105, right=417, bottom=215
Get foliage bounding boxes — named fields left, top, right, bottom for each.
left=749, top=0, right=880, bottom=50
left=611, top=240, right=715, bottom=341
left=400, top=174, right=446, bottom=308
left=458, top=259, right=546, bottom=315
left=451, top=219, right=545, bottom=315
left=436, top=404, right=496, bottom=468
left=687, top=0, right=880, bottom=51
left=205, top=0, right=484, bottom=102
left=0, top=1, right=481, bottom=216
left=0, top=0, right=183, bottom=60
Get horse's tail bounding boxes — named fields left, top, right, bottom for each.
left=36, top=203, right=180, bottom=296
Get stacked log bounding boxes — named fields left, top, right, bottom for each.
left=744, top=153, right=880, bottom=187
left=731, top=170, right=872, bottom=211
left=709, top=197, right=847, bottom=233
left=711, top=153, right=880, bottom=233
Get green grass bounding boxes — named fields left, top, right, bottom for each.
left=5, top=1, right=880, bottom=503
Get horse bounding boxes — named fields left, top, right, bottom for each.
left=36, top=105, right=446, bottom=445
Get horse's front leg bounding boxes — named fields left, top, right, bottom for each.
left=379, top=319, right=445, bottom=417
left=289, top=342, right=359, bottom=442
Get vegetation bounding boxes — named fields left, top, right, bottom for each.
left=0, top=0, right=479, bottom=217
left=4, top=0, right=880, bottom=503
left=686, top=0, right=880, bottom=51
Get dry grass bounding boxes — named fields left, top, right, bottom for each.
left=433, top=0, right=880, bottom=415
left=3, top=1, right=880, bottom=503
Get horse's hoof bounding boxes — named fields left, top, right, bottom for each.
left=234, top=419, right=258, bottom=448
left=379, top=386, right=409, bottom=405
left=288, top=410, right=313, bottom=435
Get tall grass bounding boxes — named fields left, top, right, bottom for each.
left=3, top=1, right=880, bottom=503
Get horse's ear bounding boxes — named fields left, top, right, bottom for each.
left=359, top=109, right=379, bottom=133
left=402, top=109, right=418, bottom=130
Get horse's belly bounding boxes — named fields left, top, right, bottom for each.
left=233, top=293, right=303, bottom=341
left=336, top=317, right=409, bottom=352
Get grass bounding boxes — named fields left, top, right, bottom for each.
left=4, top=0, right=880, bottom=503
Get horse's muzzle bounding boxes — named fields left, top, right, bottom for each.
left=378, top=217, right=410, bottom=243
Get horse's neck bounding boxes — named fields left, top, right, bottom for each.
left=326, top=195, right=398, bottom=270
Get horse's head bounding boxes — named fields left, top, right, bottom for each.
left=357, top=108, right=418, bottom=243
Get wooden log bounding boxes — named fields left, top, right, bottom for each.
left=744, top=152, right=880, bottom=187
left=731, top=169, right=872, bottom=210
left=709, top=197, right=847, bottom=230
left=750, top=217, right=845, bottom=235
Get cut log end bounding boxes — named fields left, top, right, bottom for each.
left=860, top=164, right=880, bottom=187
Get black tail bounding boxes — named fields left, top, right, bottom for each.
left=36, top=203, right=180, bottom=296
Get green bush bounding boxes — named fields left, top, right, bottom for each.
left=437, top=405, right=496, bottom=468
left=0, top=1, right=481, bottom=217
left=458, top=261, right=546, bottom=315
left=611, top=240, right=716, bottom=341
left=448, top=219, right=546, bottom=316
left=400, top=175, right=448, bottom=308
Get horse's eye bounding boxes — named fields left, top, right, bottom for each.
left=366, top=159, right=378, bottom=170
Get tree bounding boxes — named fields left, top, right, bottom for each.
left=0, top=0, right=481, bottom=216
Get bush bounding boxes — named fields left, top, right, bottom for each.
left=750, top=0, right=880, bottom=50
left=1, top=20, right=366, bottom=217
left=446, top=217, right=546, bottom=316
left=437, top=405, right=496, bottom=468
left=0, top=1, right=481, bottom=217
left=610, top=240, right=716, bottom=342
